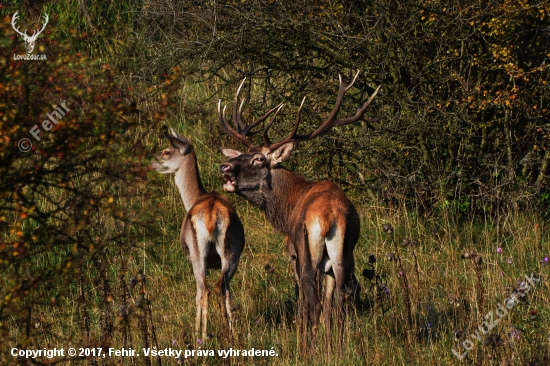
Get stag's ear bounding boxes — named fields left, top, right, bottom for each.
left=220, top=147, right=243, bottom=160
left=164, top=131, right=191, bottom=154
left=271, top=141, right=294, bottom=166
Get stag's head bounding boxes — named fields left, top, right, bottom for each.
left=11, top=11, right=49, bottom=54
left=151, top=130, right=194, bottom=175
left=219, top=72, right=383, bottom=194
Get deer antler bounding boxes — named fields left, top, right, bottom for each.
left=219, top=72, right=383, bottom=151
left=218, top=78, right=284, bottom=150
left=266, top=71, right=384, bottom=151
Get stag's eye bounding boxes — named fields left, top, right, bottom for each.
left=162, top=151, right=170, bottom=157
left=252, top=156, right=264, bottom=164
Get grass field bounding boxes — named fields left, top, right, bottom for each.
left=124, top=93, right=550, bottom=365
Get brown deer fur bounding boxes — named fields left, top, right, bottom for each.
left=220, top=143, right=360, bottom=352
left=217, top=73, right=381, bottom=352
left=152, top=130, right=244, bottom=339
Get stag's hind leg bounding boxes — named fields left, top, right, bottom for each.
left=325, top=231, right=353, bottom=350
left=324, top=272, right=336, bottom=355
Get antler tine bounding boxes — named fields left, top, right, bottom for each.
left=262, top=103, right=285, bottom=146
left=268, top=97, right=306, bottom=150
left=218, top=100, right=253, bottom=148
left=246, top=101, right=284, bottom=133
left=299, top=72, right=383, bottom=140
left=333, top=85, right=385, bottom=126
left=304, top=70, right=361, bottom=139
left=237, top=99, right=246, bottom=132
left=219, top=78, right=288, bottom=149
left=232, top=78, right=247, bottom=132
left=344, top=70, right=361, bottom=92
left=265, top=71, right=383, bottom=148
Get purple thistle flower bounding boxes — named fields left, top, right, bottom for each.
left=197, top=338, right=203, bottom=344
left=507, top=257, right=513, bottom=264
left=544, top=257, right=549, bottom=263
left=497, top=247, right=502, bottom=254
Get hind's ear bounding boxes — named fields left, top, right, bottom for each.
left=165, top=131, right=191, bottom=154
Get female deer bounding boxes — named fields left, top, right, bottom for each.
left=151, top=130, right=244, bottom=338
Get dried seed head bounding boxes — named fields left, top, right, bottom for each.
left=387, top=252, right=396, bottom=261
left=264, top=264, right=275, bottom=274
left=453, top=329, right=464, bottom=341
left=362, top=268, right=375, bottom=280
left=475, top=255, right=483, bottom=265
left=117, top=305, right=133, bottom=322
left=461, top=252, right=471, bottom=259
left=382, top=223, right=393, bottom=233
left=368, top=254, right=376, bottom=263
left=449, top=294, right=460, bottom=306
left=483, top=333, right=503, bottom=348
left=130, top=271, right=146, bottom=289
left=529, top=309, right=538, bottom=321
left=206, top=333, right=215, bottom=339
left=411, top=238, right=419, bottom=248
left=136, top=272, right=146, bottom=283
left=401, top=238, right=410, bottom=247
left=230, top=304, right=241, bottom=312
left=135, top=298, right=149, bottom=308
left=129, top=275, right=138, bottom=289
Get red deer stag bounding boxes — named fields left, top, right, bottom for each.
left=218, top=72, right=382, bottom=351
left=151, top=129, right=245, bottom=339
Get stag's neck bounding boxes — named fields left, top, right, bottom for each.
left=173, top=152, right=206, bottom=211
left=248, top=168, right=313, bottom=235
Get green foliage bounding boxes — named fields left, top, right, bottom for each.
left=0, top=12, right=167, bottom=362
left=136, top=0, right=550, bottom=215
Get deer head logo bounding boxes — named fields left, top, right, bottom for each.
left=11, top=11, right=49, bottom=54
